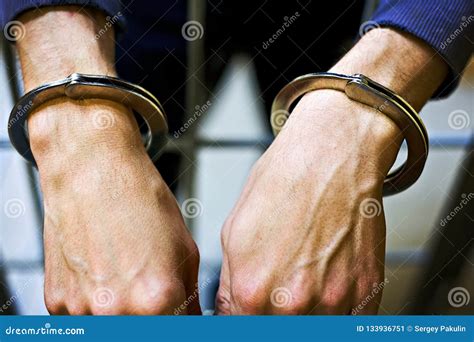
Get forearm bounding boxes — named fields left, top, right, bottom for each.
left=17, top=6, right=116, bottom=90
left=329, top=27, right=449, bottom=111
left=16, top=7, right=143, bottom=173
left=292, top=28, right=449, bottom=181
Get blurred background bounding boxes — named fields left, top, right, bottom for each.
left=0, top=0, right=472, bottom=315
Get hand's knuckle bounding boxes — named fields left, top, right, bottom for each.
left=90, top=301, right=126, bottom=315
left=319, top=288, right=349, bottom=312
left=132, top=281, right=185, bottom=315
left=44, top=290, right=65, bottom=314
left=231, top=282, right=267, bottom=314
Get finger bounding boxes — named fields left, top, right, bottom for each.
left=65, top=274, right=91, bottom=315
left=182, top=245, right=202, bottom=315
left=351, top=280, right=385, bottom=315
left=214, top=252, right=231, bottom=315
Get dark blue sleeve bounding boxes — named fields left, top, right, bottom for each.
left=0, top=0, right=124, bottom=31
left=371, top=0, right=474, bottom=97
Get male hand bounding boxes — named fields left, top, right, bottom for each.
left=216, top=28, right=448, bottom=315
left=16, top=7, right=200, bottom=315
left=31, top=99, right=200, bottom=315
left=216, top=89, right=400, bottom=314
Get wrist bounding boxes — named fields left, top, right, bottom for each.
left=29, top=98, right=148, bottom=174
left=290, top=89, right=402, bottom=180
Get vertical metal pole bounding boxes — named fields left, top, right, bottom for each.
left=179, top=0, right=207, bottom=231
left=3, top=43, right=44, bottom=257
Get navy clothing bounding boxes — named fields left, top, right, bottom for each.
left=1, top=0, right=472, bottom=98
left=1, top=0, right=472, bottom=187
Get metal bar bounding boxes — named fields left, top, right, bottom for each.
left=404, top=137, right=474, bottom=314
left=178, top=0, right=207, bottom=232
left=3, top=42, right=45, bottom=262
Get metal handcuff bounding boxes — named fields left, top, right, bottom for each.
left=8, top=73, right=168, bottom=166
left=270, top=72, right=428, bottom=196
left=8, top=72, right=427, bottom=195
